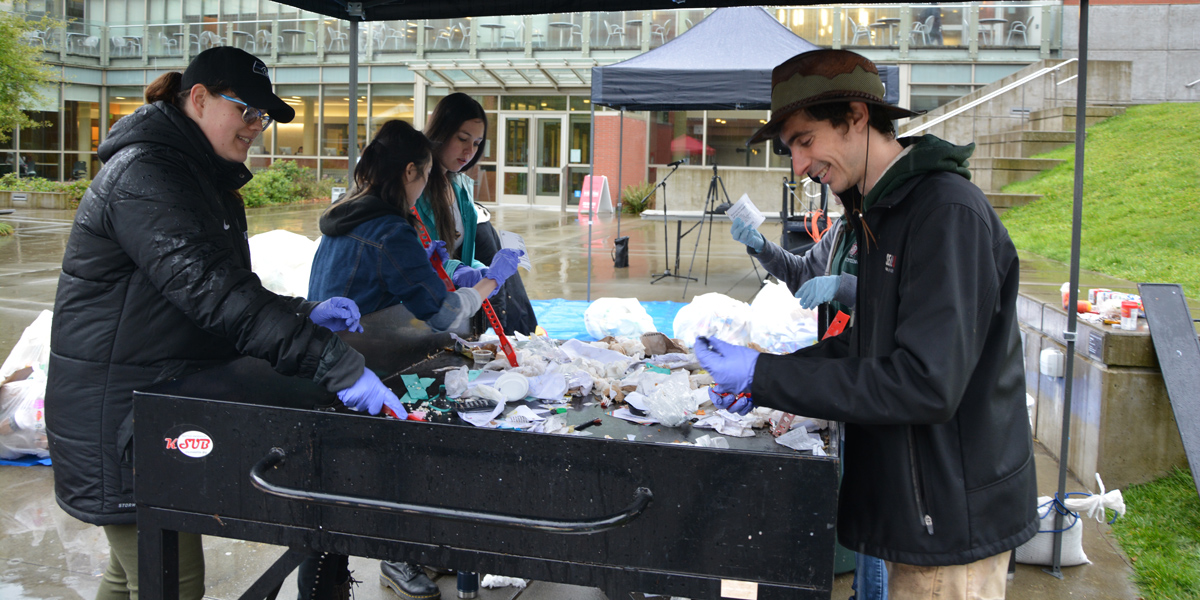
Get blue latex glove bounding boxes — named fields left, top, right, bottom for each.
left=424, top=239, right=449, bottom=265
left=483, top=248, right=524, bottom=289
left=310, top=297, right=363, bottom=333
left=730, top=218, right=765, bottom=252
left=796, top=275, right=840, bottom=309
left=337, top=368, right=406, bottom=416
left=451, top=264, right=484, bottom=289
left=694, top=336, right=759, bottom=396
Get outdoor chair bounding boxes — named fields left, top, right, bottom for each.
left=651, top=19, right=669, bottom=44
left=157, top=32, right=179, bottom=54
left=603, top=20, right=625, bottom=46
left=432, top=24, right=455, bottom=48
left=847, top=16, right=872, bottom=45
left=199, top=30, right=224, bottom=50
left=1006, top=15, right=1034, bottom=45
left=326, top=25, right=347, bottom=52
left=21, top=29, right=46, bottom=48
left=110, top=35, right=128, bottom=57
left=910, top=16, right=932, bottom=45
left=80, top=35, right=100, bottom=55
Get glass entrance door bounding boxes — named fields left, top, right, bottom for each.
left=499, top=114, right=566, bottom=206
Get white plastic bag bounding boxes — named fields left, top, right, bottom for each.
left=0, top=378, right=49, bottom=459
left=583, top=298, right=657, bottom=339
left=1, top=310, right=52, bottom=381
left=643, top=380, right=694, bottom=427
left=248, top=230, right=319, bottom=298
left=1064, top=474, right=1125, bottom=523
left=749, top=281, right=818, bottom=353
left=1014, top=496, right=1090, bottom=566
left=671, top=293, right=753, bottom=348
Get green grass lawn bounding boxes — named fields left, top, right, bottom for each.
left=1110, top=468, right=1200, bottom=600
left=999, top=103, right=1200, bottom=299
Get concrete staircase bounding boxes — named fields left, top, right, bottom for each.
left=971, top=105, right=1127, bottom=214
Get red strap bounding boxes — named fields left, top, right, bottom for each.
left=410, top=208, right=519, bottom=367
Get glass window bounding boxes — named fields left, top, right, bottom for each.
left=568, top=96, right=591, bottom=112
left=569, top=114, right=590, bottom=164
left=911, top=63, right=973, bottom=84
left=66, top=152, right=100, bottom=180
left=23, top=153, right=60, bottom=180
left=106, top=86, right=143, bottom=135
left=909, top=84, right=976, bottom=113
left=501, top=95, right=566, bottom=111
left=648, top=110, right=704, bottom=166
left=64, top=100, right=100, bottom=154
left=975, top=64, right=1024, bottom=85
left=708, top=111, right=767, bottom=168
left=367, top=84, right=415, bottom=140
left=274, top=84, right=317, bottom=157
left=321, top=85, right=366, bottom=158
left=480, top=114, right=497, bottom=163
left=937, top=5, right=967, bottom=47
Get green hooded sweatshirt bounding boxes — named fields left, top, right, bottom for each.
left=827, top=134, right=975, bottom=315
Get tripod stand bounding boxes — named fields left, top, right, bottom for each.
left=681, top=163, right=762, bottom=298
left=649, top=162, right=696, bottom=284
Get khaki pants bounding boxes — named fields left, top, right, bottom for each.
left=886, top=550, right=1010, bottom=600
left=96, top=523, right=205, bottom=600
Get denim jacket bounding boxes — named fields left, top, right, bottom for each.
left=308, top=193, right=480, bottom=332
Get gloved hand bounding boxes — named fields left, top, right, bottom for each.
left=310, top=297, right=363, bottom=333
left=796, top=275, right=840, bottom=309
left=709, top=388, right=755, bottom=416
left=694, top=336, right=759, bottom=396
left=424, top=239, right=449, bottom=265
left=482, top=248, right=524, bottom=289
left=451, top=264, right=484, bottom=289
left=337, top=368, right=405, bottom=416
left=730, top=218, right=765, bottom=252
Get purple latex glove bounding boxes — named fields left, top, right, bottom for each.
left=310, top=297, right=363, bottom=333
left=694, top=336, right=759, bottom=396
left=451, top=264, right=484, bottom=289
left=707, top=387, right=755, bottom=416
left=424, top=239, right=449, bottom=265
left=483, top=248, right=523, bottom=289
left=337, top=368, right=403, bottom=416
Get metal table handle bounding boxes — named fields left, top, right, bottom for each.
left=250, top=447, right=652, bottom=534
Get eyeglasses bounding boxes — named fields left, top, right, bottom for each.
left=219, top=94, right=273, bottom=128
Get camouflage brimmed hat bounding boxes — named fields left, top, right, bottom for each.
left=748, top=49, right=921, bottom=149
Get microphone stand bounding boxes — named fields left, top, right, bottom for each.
left=650, top=162, right=696, bottom=284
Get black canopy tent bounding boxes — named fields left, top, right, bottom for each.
left=263, top=0, right=1096, bottom=578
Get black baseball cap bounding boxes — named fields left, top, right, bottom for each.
left=181, top=46, right=295, bottom=124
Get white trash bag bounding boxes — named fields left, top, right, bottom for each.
left=248, top=230, right=319, bottom=298
left=583, top=298, right=657, bottom=339
left=672, top=293, right=753, bottom=348
left=749, top=280, right=818, bottom=353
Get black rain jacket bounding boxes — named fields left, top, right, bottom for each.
left=45, top=101, right=363, bottom=526
left=752, top=135, right=1038, bottom=566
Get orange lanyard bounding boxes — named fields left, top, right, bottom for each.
left=410, top=207, right=518, bottom=368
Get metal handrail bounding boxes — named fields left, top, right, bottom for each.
left=250, top=447, right=653, bottom=534
left=1187, top=78, right=1200, bottom=88
left=901, top=58, right=1078, bottom=137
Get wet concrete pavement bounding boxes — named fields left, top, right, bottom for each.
left=0, top=204, right=1149, bottom=599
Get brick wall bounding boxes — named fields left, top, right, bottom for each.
left=594, top=113, right=648, bottom=206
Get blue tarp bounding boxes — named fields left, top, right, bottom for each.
left=0, top=455, right=50, bottom=467
left=531, top=299, right=686, bottom=341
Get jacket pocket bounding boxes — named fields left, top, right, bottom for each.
left=116, top=410, right=135, bottom=496
left=908, top=426, right=934, bottom=535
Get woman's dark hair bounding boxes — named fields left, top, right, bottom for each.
left=144, top=71, right=231, bottom=111
left=348, top=120, right=433, bottom=218
left=422, top=93, right=488, bottom=246
left=803, top=102, right=896, bottom=139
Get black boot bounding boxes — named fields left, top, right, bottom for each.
left=296, top=552, right=353, bottom=600
left=380, top=560, right=441, bottom=600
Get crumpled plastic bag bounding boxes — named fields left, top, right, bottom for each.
left=1064, top=474, right=1125, bottom=523
left=0, top=378, right=49, bottom=459
left=481, top=575, right=527, bottom=589
left=643, top=380, right=694, bottom=427
left=248, top=230, right=318, bottom=298
left=749, top=280, right=818, bottom=353
left=1, top=310, right=52, bottom=381
left=671, top=293, right=753, bottom=348
left=444, top=366, right=470, bottom=399
left=775, top=426, right=826, bottom=456
left=583, top=297, right=657, bottom=339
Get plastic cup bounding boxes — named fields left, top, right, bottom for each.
left=472, top=349, right=494, bottom=367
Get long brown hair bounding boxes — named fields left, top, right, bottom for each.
left=144, top=71, right=232, bottom=110
left=348, top=120, right=433, bottom=224
left=422, top=93, right=487, bottom=247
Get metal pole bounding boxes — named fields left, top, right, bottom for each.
left=1048, top=0, right=1088, bottom=579
left=348, top=19, right=359, bottom=175
left=586, top=102, right=595, bottom=301
left=616, top=107, right=624, bottom=238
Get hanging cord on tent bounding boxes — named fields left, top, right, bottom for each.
left=409, top=207, right=518, bottom=368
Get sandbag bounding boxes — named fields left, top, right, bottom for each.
left=1014, top=496, right=1089, bottom=567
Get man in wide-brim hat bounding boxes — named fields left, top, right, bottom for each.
left=696, top=49, right=1038, bottom=599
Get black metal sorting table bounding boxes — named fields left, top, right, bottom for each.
left=135, top=304, right=842, bottom=599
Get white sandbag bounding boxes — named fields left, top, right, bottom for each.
left=671, top=293, right=753, bottom=348
left=1014, top=496, right=1090, bottom=566
left=749, top=280, right=818, bottom=353
left=248, top=230, right=319, bottom=298
left=583, top=297, right=657, bottom=339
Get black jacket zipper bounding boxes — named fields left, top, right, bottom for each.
left=908, top=426, right=934, bottom=535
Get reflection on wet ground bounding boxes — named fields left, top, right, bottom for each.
left=0, top=203, right=1178, bottom=598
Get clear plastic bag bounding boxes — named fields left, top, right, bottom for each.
left=671, top=293, right=753, bottom=348
left=749, top=281, right=818, bottom=353
left=583, top=297, right=657, bottom=339
left=0, top=378, right=49, bottom=460
left=247, top=230, right=319, bottom=298
left=643, top=380, right=694, bottom=427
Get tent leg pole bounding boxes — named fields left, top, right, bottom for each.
left=348, top=19, right=358, bottom=172
left=617, top=108, right=624, bottom=238
left=586, top=103, right=595, bottom=302
left=1046, top=0, right=1089, bottom=580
